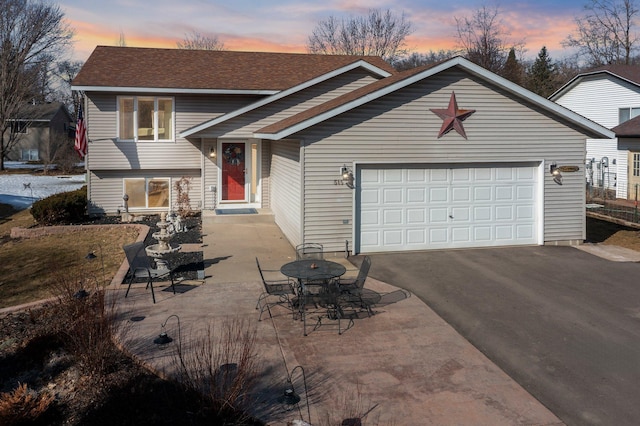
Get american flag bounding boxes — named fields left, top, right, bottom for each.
left=74, top=102, right=87, bottom=159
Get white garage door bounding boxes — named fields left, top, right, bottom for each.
left=357, top=164, right=540, bottom=252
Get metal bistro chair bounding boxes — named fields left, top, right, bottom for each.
left=299, top=273, right=351, bottom=335
left=337, top=255, right=375, bottom=316
left=123, top=241, right=176, bottom=304
left=295, top=243, right=323, bottom=260
left=255, top=257, right=296, bottom=321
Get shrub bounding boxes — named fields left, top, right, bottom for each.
left=31, top=186, right=87, bottom=225
left=0, top=383, right=54, bottom=426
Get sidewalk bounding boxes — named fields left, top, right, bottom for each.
left=111, top=211, right=563, bottom=425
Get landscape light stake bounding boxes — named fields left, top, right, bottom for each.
left=277, top=365, right=310, bottom=423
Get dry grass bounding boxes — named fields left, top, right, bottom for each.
left=0, top=226, right=140, bottom=308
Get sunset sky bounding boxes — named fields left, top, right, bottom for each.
left=57, top=0, right=588, bottom=63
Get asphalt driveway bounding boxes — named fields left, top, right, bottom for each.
left=364, top=246, right=640, bottom=426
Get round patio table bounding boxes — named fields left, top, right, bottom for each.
left=280, top=259, right=346, bottom=281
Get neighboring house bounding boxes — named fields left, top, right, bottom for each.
left=550, top=65, right=640, bottom=200
left=72, top=46, right=612, bottom=254
left=4, top=102, right=74, bottom=162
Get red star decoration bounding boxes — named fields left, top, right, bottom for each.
left=430, top=92, right=476, bottom=139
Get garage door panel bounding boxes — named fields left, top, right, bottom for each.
left=383, top=209, right=403, bottom=225
left=495, top=226, right=514, bottom=240
left=496, top=186, right=514, bottom=200
left=452, top=227, right=471, bottom=243
left=360, top=188, right=379, bottom=204
left=452, top=186, right=471, bottom=202
left=430, top=208, right=448, bottom=222
left=474, top=186, right=492, bottom=201
left=407, top=229, right=426, bottom=244
left=360, top=210, right=380, bottom=226
left=495, top=205, right=514, bottom=220
left=383, top=188, right=403, bottom=203
left=474, top=226, right=492, bottom=241
left=429, top=228, right=448, bottom=243
left=474, top=206, right=492, bottom=221
left=358, top=164, right=539, bottom=252
left=383, top=229, right=403, bottom=246
left=430, top=187, right=448, bottom=202
left=516, top=224, right=535, bottom=239
left=407, top=188, right=426, bottom=203
left=384, top=169, right=403, bottom=182
left=407, top=208, right=426, bottom=224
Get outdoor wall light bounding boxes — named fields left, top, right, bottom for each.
left=209, top=146, right=216, bottom=158
left=341, top=165, right=354, bottom=188
left=276, top=365, right=310, bottom=423
left=550, top=162, right=563, bottom=185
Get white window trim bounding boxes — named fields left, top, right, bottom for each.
left=123, top=177, right=172, bottom=210
left=117, top=96, right=175, bottom=142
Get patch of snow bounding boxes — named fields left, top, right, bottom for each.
left=0, top=173, right=85, bottom=210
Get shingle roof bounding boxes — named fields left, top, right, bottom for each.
left=72, top=46, right=396, bottom=91
left=14, top=102, right=68, bottom=121
left=612, top=115, right=640, bottom=137
left=589, top=64, right=640, bottom=85
left=256, top=63, right=440, bottom=135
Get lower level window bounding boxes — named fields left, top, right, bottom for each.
left=21, top=149, right=38, bottom=161
left=124, top=178, right=170, bottom=209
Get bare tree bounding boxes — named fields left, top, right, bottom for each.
left=564, top=0, right=640, bottom=66
left=454, top=3, right=524, bottom=74
left=177, top=30, right=225, bottom=50
left=307, top=8, right=413, bottom=64
left=41, top=129, right=72, bottom=174
left=117, top=30, right=126, bottom=47
left=394, top=50, right=458, bottom=71
left=55, top=60, right=84, bottom=115
left=0, top=0, right=73, bottom=170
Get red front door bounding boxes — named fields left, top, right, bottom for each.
left=221, top=142, right=246, bottom=201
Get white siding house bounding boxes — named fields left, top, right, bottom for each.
left=73, top=47, right=612, bottom=253
left=551, top=66, right=640, bottom=199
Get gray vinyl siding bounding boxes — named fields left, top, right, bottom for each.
left=196, top=69, right=380, bottom=139
left=85, top=93, right=257, bottom=170
left=88, top=169, right=201, bottom=215
left=202, top=138, right=217, bottom=210
left=270, top=140, right=301, bottom=246
left=261, top=140, right=271, bottom=208
left=292, top=69, right=589, bottom=251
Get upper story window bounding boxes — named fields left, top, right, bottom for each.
left=118, top=96, right=174, bottom=141
left=11, top=121, right=28, bottom=134
left=619, top=107, right=640, bottom=124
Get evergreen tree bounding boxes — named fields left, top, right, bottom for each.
left=527, top=46, right=557, bottom=97
left=501, top=47, right=523, bottom=84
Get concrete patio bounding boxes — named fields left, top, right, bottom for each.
left=110, top=211, right=563, bottom=425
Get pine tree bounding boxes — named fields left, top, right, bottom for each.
left=527, top=46, right=557, bottom=97
left=501, top=47, right=523, bottom=84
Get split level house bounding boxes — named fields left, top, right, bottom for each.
left=4, top=102, right=74, bottom=162
left=550, top=65, right=640, bottom=200
left=72, top=46, right=613, bottom=254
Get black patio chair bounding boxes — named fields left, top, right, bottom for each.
left=295, top=243, right=323, bottom=260
left=123, top=241, right=176, bottom=304
left=337, top=256, right=375, bottom=316
left=297, top=273, right=351, bottom=335
left=255, top=257, right=296, bottom=321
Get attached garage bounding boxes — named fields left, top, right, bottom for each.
left=357, top=163, right=541, bottom=252
left=253, top=57, right=615, bottom=253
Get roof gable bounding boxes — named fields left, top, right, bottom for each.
left=550, top=65, right=640, bottom=100
left=255, top=56, right=614, bottom=140
left=72, top=46, right=396, bottom=94
left=180, top=60, right=391, bottom=138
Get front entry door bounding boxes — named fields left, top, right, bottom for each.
left=221, top=142, right=247, bottom=202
